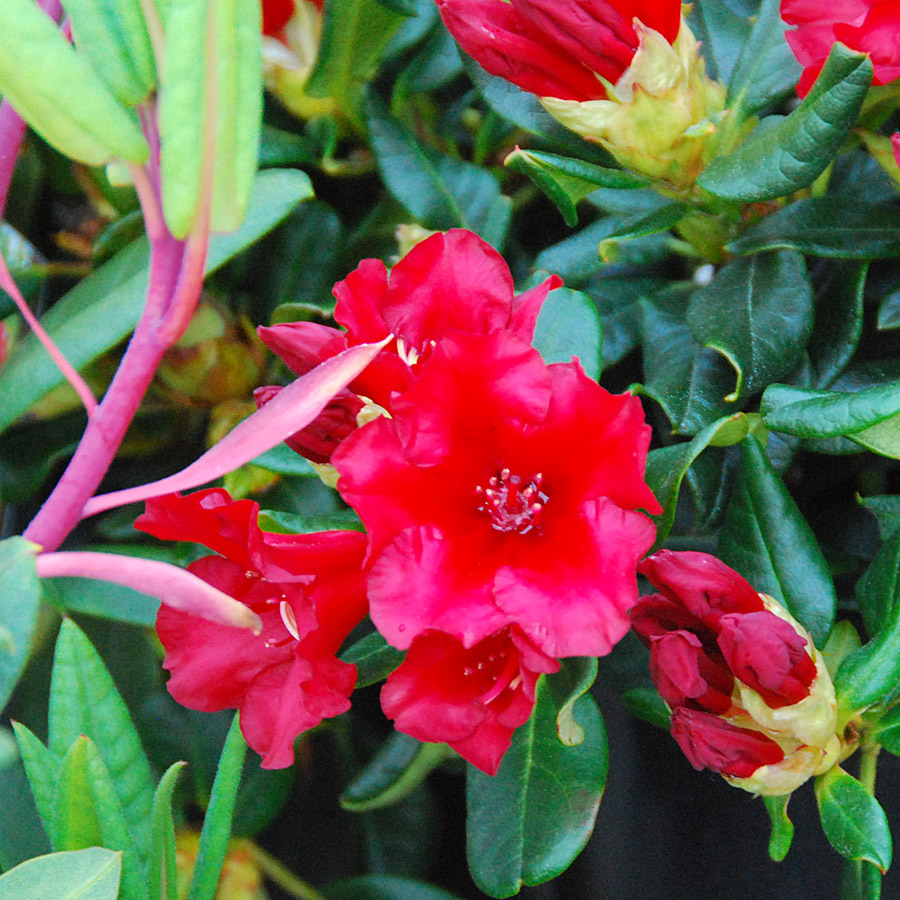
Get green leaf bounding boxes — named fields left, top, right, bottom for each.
left=728, top=200, right=900, bottom=258
left=250, top=444, right=317, bottom=478
left=147, top=763, right=185, bottom=900
left=550, top=657, right=597, bottom=747
left=688, top=0, right=748, bottom=83
left=11, top=722, right=62, bottom=836
left=621, top=688, right=671, bottom=729
left=763, top=795, right=795, bottom=862
left=0, top=847, right=121, bottom=900
left=687, top=251, right=813, bottom=401
left=855, top=526, right=900, bottom=638
left=342, top=733, right=447, bottom=812
left=877, top=290, right=900, bottom=331
left=842, top=859, right=883, bottom=900
left=504, top=148, right=649, bottom=227
left=374, top=0, right=417, bottom=14
left=185, top=714, right=246, bottom=900
left=258, top=509, right=365, bottom=536
left=339, top=631, right=405, bottom=688
left=0, top=0, right=148, bottom=164
left=718, top=437, right=836, bottom=645
left=761, top=382, right=900, bottom=439
left=0, top=169, right=312, bottom=437
left=816, top=767, right=892, bottom=872
left=64, top=0, right=155, bottom=105
left=598, top=203, right=689, bottom=260
left=324, top=875, right=464, bottom=900
left=306, top=0, right=406, bottom=126
left=873, top=704, right=900, bottom=756
left=158, top=0, right=263, bottom=236
left=532, top=287, right=602, bottom=380
left=41, top=573, right=160, bottom=628
left=466, top=665, right=608, bottom=898
left=0, top=537, right=41, bottom=711
left=48, top=621, right=155, bottom=863
left=861, top=495, right=900, bottom=542
left=698, top=45, right=873, bottom=201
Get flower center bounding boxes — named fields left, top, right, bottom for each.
left=461, top=641, right=521, bottom=705
left=475, top=468, right=547, bottom=535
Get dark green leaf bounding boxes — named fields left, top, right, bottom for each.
left=0, top=0, right=148, bottom=164
left=877, top=290, right=900, bottom=331
left=698, top=45, right=873, bottom=201
left=11, top=722, right=61, bottom=836
left=815, top=767, right=892, bottom=871
left=185, top=714, right=246, bottom=900
left=688, top=251, right=813, bottom=400
left=860, top=495, right=900, bottom=542
left=0, top=731, right=51, bottom=870
left=598, top=203, right=689, bottom=259
left=504, top=148, right=648, bottom=227
left=548, top=657, right=597, bottom=747
left=688, top=0, right=749, bottom=83
left=147, top=763, right=185, bottom=900
left=718, top=437, right=836, bottom=645
left=0, top=847, right=121, bottom=900
left=466, top=665, right=608, bottom=898
left=728, top=200, right=900, bottom=258
left=621, top=688, right=671, bottom=729
left=855, top=526, right=900, bottom=638
left=764, top=795, right=795, bottom=862
left=251, top=444, right=317, bottom=477
left=0, top=537, right=41, bottom=711
left=373, top=0, right=417, bottom=15
left=324, top=875, right=464, bottom=900
left=48, top=621, right=155, bottom=863
left=342, top=733, right=447, bottom=812
left=842, top=858, right=883, bottom=900
left=340, top=631, right=405, bottom=688
left=41, top=574, right=160, bottom=628
left=873, top=704, right=900, bottom=756
left=258, top=509, right=365, bottom=535
left=532, top=287, right=602, bottom=380
left=0, top=169, right=312, bottom=436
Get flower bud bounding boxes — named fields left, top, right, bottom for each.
left=632, top=550, right=840, bottom=795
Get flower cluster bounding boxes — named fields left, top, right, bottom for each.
left=631, top=551, right=840, bottom=795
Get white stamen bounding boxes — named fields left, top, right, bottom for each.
left=279, top=600, right=301, bottom=641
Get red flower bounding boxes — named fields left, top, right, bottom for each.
left=631, top=550, right=838, bottom=794
left=262, top=0, right=323, bottom=38
left=135, top=489, right=368, bottom=769
left=257, top=229, right=559, bottom=462
left=333, top=330, right=659, bottom=659
left=782, top=0, right=900, bottom=96
left=382, top=626, right=559, bottom=775
left=435, top=0, right=682, bottom=101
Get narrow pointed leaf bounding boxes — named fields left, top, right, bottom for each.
left=148, top=763, right=186, bottom=900
left=698, top=45, right=873, bottom=201
left=11, top=722, right=61, bottom=836
left=0, top=847, right=121, bottom=900
left=339, top=631, right=405, bottom=689
left=0, top=0, right=148, bottom=164
left=764, top=795, right=795, bottom=862
left=0, top=537, right=41, bottom=711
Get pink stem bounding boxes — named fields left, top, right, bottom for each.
left=37, top=551, right=262, bottom=630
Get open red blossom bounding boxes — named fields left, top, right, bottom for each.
left=256, top=229, right=560, bottom=462
left=262, top=0, right=323, bottom=38
left=782, top=0, right=900, bottom=96
left=436, top=0, right=682, bottom=101
left=382, top=626, right=559, bottom=775
left=135, top=489, right=368, bottom=769
left=333, top=330, right=660, bottom=659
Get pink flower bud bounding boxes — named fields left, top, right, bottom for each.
left=632, top=550, right=840, bottom=795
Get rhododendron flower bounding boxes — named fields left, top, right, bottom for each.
left=782, top=0, right=900, bottom=96
left=257, top=229, right=560, bottom=463
left=135, top=488, right=368, bottom=769
left=631, top=550, right=840, bottom=795
left=334, top=329, right=660, bottom=660
left=382, top=626, right=559, bottom=775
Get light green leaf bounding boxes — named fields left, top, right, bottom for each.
left=11, top=722, right=62, bottom=836
left=532, top=287, right=602, bottom=380
left=147, top=763, right=185, bottom=900
left=0, top=847, right=121, bottom=900
left=0, top=537, right=41, bottom=711
left=764, top=795, right=795, bottom=862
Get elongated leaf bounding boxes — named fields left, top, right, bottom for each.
left=185, top=714, right=246, bottom=900
left=148, top=763, right=185, bottom=900
left=550, top=657, right=597, bottom=747
left=48, top=621, right=155, bottom=862
left=0, top=537, right=41, bottom=711
left=598, top=203, right=689, bottom=259
left=855, top=523, right=900, bottom=633
left=698, top=45, right=873, bottom=201
left=504, top=148, right=649, bottom=227
left=687, top=251, right=813, bottom=400
left=64, top=0, right=155, bottom=105
left=0, top=169, right=312, bottom=437
left=342, top=734, right=447, bottom=812
left=11, top=722, right=62, bottom=835
left=340, top=631, right=405, bottom=689
left=0, top=847, right=121, bottom=900
left=763, top=795, right=795, bottom=862
left=688, top=0, right=748, bottom=83
left=466, top=666, right=608, bottom=898
left=718, top=438, right=836, bottom=645
left=815, top=767, right=892, bottom=872
left=324, top=875, right=464, bottom=900
left=728, top=200, right=900, bottom=258
left=532, top=287, right=602, bottom=380
left=0, top=0, right=148, bottom=164
left=842, top=859, right=883, bottom=900
left=873, top=704, right=900, bottom=756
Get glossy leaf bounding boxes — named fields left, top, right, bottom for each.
left=598, top=203, right=689, bottom=260
left=0, top=0, right=148, bottom=164
left=324, top=875, right=464, bottom=900
left=532, top=287, right=602, bottom=380
left=504, top=148, right=649, bottom=227
left=687, top=251, right=813, bottom=400
left=815, top=767, right=892, bottom=872
left=342, top=733, right=447, bottom=812
left=64, top=0, right=155, bottom=105
left=718, top=437, right=836, bottom=645
left=185, top=714, right=246, bottom=900
left=688, top=0, right=748, bottom=83
left=0, top=537, right=41, bottom=711
left=48, top=621, right=155, bottom=862
left=698, top=45, right=873, bottom=201
left=728, top=201, right=900, bottom=258
left=861, top=495, right=900, bottom=541
left=147, top=763, right=185, bottom=900
left=842, top=859, right=883, bottom=900
left=0, top=169, right=312, bottom=437
left=763, top=795, right=795, bottom=863
left=0, top=847, right=121, bottom=900
left=466, top=666, right=608, bottom=898
left=873, top=704, right=900, bottom=757
left=550, top=657, right=597, bottom=747
left=621, top=688, right=671, bottom=729
left=855, top=526, right=900, bottom=637
left=11, top=722, right=62, bottom=834
left=340, top=631, right=405, bottom=689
